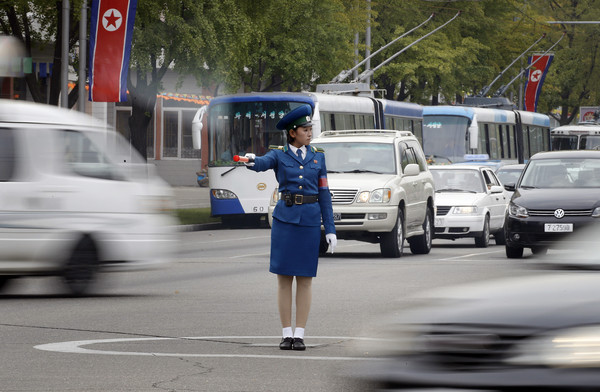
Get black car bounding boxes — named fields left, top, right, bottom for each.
left=504, top=150, right=600, bottom=258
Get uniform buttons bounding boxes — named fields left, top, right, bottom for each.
left=299, top=186, right=303, bottom=190
left=299, top=165, right=304, bottom=169
left=299, top=175, right=303, bottom=179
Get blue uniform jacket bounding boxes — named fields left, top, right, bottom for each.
left=248, top=145, right=336, bottom=235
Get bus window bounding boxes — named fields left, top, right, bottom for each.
left=551, top=135, right=578, bottom=150
left=580, top=135, right=600, bottom=150
left=488, top=124, right=500, bottom=160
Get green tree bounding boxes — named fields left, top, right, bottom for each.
left=128, top=0, right=252, bottom=158
left=237, top=0, right=359, bottom=92
left=362, top=0, right=551, bottom=105
left=537, top=0, right=600, bottom=124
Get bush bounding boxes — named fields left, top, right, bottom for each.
left=175, top=208, right=220, bottom=225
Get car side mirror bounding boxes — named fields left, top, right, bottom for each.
left=504, top=183, right=516, bottom=192
left=490, top=185, right=504, bottom=193
left=404, top=163, right=420, bottom=176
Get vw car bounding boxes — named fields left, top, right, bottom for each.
left=505, top=150, right=600, bottom=258
left=430, top=165, right=508, bottom=247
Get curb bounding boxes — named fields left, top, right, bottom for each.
left=177, top=222, right=223, bottom=232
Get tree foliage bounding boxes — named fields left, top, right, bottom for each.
left=3, top=0, right=600, bottom=153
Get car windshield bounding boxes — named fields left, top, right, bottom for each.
left=496, top=168, right=523, bottom=184
left=520, top=158, right=600, bottom=188
left=431, top=169, right=485, bottom=193
left=312, top=142, right=396, bottom=174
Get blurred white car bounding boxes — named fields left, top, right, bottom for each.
left=431, top=165, right=509, bottom=247
left=0, top=100, right=178, bottom=295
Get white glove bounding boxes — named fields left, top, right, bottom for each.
left=244, top=153, right=256, bottom=166
left=326, top=233, right=337, bottom=254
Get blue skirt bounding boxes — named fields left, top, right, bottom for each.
left=270, top=218, right=320, bottom=277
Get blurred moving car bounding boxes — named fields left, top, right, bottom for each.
left=269, top=130, right=435, bottom=257
left=354, top=225, right=600, bottom=391
left=495, top=163, right=526, bottom=185
left=505, top=150, right=600, bottom=258
left=0, top=100, right=178, bottom=295
left=430, top=165, right=508, bottom=247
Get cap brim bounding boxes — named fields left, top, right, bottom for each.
left=297, top=121, right=312, bottom=127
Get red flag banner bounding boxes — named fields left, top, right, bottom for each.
left=88, top=0, right=137, bottom=102
left=523, top=54, right=554, bottom=112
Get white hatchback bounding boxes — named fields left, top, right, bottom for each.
left=0, top=100, right=178, bottom=295
left=430, top=165, right=509, bottom=247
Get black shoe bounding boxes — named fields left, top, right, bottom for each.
left=279, top=337, right=293, bottom=350
left=292, top=338, right=305, bottom=350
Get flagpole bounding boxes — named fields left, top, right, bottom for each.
left=61, top=0, right=69, bottom=108
left=79, top=0, right=87, bottom=112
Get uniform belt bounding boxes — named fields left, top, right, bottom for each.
left=292, top=194, right=318, bottom=204
left=281, top=193, right=319, bottom=205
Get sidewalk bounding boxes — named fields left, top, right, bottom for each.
left=172, top=186, right=211, bottom=209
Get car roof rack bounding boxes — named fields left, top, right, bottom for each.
left=319, top=130, right=414, bottom=138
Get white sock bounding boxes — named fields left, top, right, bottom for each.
left=282, top=327, right=293, bottom=338
left=294, top=327, right=305, bottom=339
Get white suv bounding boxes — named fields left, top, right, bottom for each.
left=308, top=130, right=434, bottom=257
left=0, top=100, right=178, bottom=295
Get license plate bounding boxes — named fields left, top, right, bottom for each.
left=333, top=212, right=342, bottom=221
left=544, top=223, right=573, bottom=232
left=434, top=218, right=444, bottom=227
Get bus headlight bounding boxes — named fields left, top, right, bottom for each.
left=211, top=189, right=238, bottom=199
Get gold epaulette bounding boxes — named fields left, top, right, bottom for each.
left=269, top=145, right=284, bottom=150
left=310, top=145, right=324, bottom=153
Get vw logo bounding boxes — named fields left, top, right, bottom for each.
left=554, top=209, right=565, bottom=219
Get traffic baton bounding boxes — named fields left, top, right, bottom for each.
left=233, top=155, right=254, bottom=163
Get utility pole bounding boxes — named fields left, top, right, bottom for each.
left=365, top=0, right=371, bottom=86
left=78, top=0, right=87, bottom=112
left=61, top=0, right=69, bottom=108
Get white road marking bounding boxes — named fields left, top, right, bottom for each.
left=34, top=336, right=383, bottom=361
left=439, top=249, right=503, bottom=261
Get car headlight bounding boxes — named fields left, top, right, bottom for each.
left=506, top=326, right=600, bottom=368
left=452, top=206, right=478, bottom=214
left=356, top=189, right=391, bottom=203
left=593, top=207, right=600, bottom=218
left=211, top=189, right=238, bottom=199
left=509, top=202, right=528, bottom=218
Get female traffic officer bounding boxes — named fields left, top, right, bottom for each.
left=243, top=104, right=337, bottom=351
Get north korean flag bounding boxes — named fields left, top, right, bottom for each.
left=88, top=0, right=137, bottom=102
left=523, top=54, right=554, bottom=112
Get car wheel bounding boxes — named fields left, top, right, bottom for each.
left=494, top=224, right=507, bottom=245
left=506, top=244, right=524, bottom=258
left=380, top=208, right=405, bottom=258
left=475, top=215, right=490, bottom=248
left=409, top=207, right=432, bottom=254
left=531, top=246, right=548, bottom=256
left=63, top=236, right=99, bottom=296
